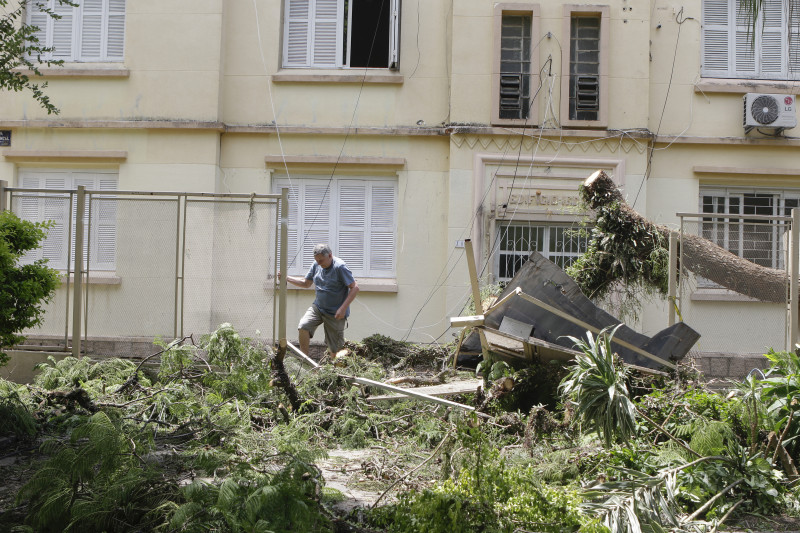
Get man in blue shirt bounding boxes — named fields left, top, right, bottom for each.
left=282, top=244, right=360, bottom=356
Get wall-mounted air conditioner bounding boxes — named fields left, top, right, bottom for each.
left=743, top=93, right=797, bottom=134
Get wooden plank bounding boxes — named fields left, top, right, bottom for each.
left=450, top=315, right=485, bottom=327
left=346, top=376, right=490, bottom=418
left=286, top=341, right=320, bottom=368
left=366, top=379, right=483, bottom=402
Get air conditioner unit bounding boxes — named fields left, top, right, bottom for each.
left=743, top=93, right=797, bottom=134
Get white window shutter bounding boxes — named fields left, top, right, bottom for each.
left=735, top=28, right=757, bottom=73
left=27, top=3, right=50, bottom=59
left=274, top=181, right=302, bottom=271
left=17, top=175, right=43, bottom=264
left=73, top=177, right=95, bottom=269
left=368, top=183, right=396, bottom=275
left=93, top=178, right=117, bottom=268
left=337, top=181, right=366, bottom=274
left=734, top=0, right=756, bottom=77
left=52, top=2, right=75, bottom=59
left=759, top=0, right=783, bottom=75
left=81, top=0, right=103, bottom=58
left=284, top=0, right=312, bottom=67
left=41, top=176, right=68, bottom=269
left=301, top=182, right=332, bottom=269
left=790, top=3, right=800, bottom=75
left=389, top=0, right=401, bottom=69
left=311, top=0, right=342, bottom=67
left=702, top=0, right=730, bottom=74
left=106, top=0, right=126, bottom=59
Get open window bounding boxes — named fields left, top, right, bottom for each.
left=560, top=5, right=609, bottom=127
left=492, top=4, right=540, bottom=126
left=283, top=0, right=400, bottom=69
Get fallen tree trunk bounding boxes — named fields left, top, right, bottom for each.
left=575, top=170, right=788, bottom=303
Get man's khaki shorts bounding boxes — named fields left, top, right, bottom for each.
left=298, top=304, right=347, bottom=352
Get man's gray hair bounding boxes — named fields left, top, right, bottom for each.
left=313, top=243, right=332, bottom=256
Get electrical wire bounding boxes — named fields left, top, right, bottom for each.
left=632, top=7, right=691, bottom=210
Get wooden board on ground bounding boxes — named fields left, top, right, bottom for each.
left=366, top=379, right=483, bottom=402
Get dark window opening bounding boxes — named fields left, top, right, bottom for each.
left=347, top=0, right=391, bottom=68
left=499, top=14, right=532, bottom=120
left=569, top=15, right=600, bottom=121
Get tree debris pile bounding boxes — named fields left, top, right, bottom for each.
left=2, top=325, right=800, bottom=532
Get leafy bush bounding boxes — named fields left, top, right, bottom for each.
left=370, top=420, right=605, bottom=533
left=0, top=211, right=60, bottom=366
left=170, top=458, right=332, bottom=533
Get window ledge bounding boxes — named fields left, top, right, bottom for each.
left=695, top=78, right=800, bottom=94
left=61, top=271, right=121, bottom=285
left=13, top=65, right=129, bottom=78
left=690, top=288, right=761, bottom=302
left=272, top=70, right=403, bottom=85
left=287, top=278, right=398, bottom=293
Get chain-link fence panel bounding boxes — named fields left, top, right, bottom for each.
left=10, top=190, right=74, bottom=343
left=84, top=194, right=180, bottom=341
left=679, top=215, right=791, bottom=356
left=182, top=197, right=278, bottom=341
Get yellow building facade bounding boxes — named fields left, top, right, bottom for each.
left=2, top=0, right=799, bottom=370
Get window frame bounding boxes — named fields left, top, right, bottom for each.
left=493, top=222, right=588, bottom=283
left=281, top=0, right=401, bottom=70
left=559, top=4, right=609, bottom=128
left=699, top=186, right=799, bottom=271
left=701, top=0, right=800, bottom=81
left=491, top=3, right=541, bottom=127
left=273, top=176, right=398, bottom=278
left=16, top=168, right=118, bottom=272
left=26, top=0, right=126, bottom=63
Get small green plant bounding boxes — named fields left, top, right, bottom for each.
left=559, top=326, right=637, bottom=447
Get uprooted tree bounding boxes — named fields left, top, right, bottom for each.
left=568, top=170, right=789, bottom=304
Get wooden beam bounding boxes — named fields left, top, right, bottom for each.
left=344, top=375, right=491, bottom=418
left=449, top=315, right=485, bottom=327
left=285, top=341, right=320, bottom=368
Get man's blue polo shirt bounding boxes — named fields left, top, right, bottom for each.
left=305, top=256, right=355, bottom=317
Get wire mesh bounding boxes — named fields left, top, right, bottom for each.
left=679, top=215, right=791, bottom=356
left=182, top=197, right=278, bottom=341
left=10, top=190, right=73, bottom=342
left=8, top=187, right=281, bottom=351
left=84, top=194, right=180, bottom=340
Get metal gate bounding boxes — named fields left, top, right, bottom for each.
left=3, top=182, right=289, bottom=355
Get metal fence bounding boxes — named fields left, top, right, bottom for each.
left=677, top=212, right=796, bottom=356
left=4, top=184, right=287, bottom=354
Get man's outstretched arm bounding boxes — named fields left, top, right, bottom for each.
left=278, top=272, right=314, bottom=289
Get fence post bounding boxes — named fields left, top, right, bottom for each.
left=0, top=180, right=7, bottom=211
left=668, top=231, right=678, bottom=326
left=464, top=239, right=492, bottom=363
left=72, top=186, right=85, bottom=358
left=278, top=188, right=288, bottom=352
left=791, top=209, right=799, bottom=350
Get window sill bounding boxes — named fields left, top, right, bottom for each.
left=690, top=288, right=761, bottom=302
left=286, top=278, right=398, bottom=293
left=272, top=70, right=403, bottom=85
left=695, top=78, right=800, bottom=94
left=61, top=271, right=121, bottom=285
left=13, top=65, right=129, bottom=78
